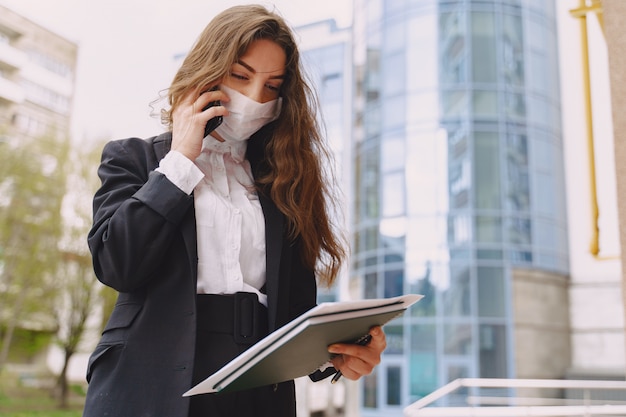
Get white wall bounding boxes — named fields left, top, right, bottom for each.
left=556, top=0, right=625, bottom=376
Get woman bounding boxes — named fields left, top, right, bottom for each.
left=83, top=5, right=386, bottom=417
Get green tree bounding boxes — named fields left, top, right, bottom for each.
left=50, top=140, right=103, bottom=408
left=0, top=134, right=70, bottom=373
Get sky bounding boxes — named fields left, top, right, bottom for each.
left=0, top=0, right=353, bottom=142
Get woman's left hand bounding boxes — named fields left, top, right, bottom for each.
left=328, top=326, right=387, bottom=380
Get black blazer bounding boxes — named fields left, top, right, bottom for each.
left=82, top=130, right=318, bottom=417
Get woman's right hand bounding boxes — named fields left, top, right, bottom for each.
left=170, top=88, right=229, bottom=161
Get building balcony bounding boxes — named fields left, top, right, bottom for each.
left=0, top=76, right=24, bottom=103
left=0, top=41, right=27, bottom=71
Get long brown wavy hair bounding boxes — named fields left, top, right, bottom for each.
left=163, top=5, right=347, bottom=286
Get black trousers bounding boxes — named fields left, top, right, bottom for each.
left=188, top=293, right=296, bottom=417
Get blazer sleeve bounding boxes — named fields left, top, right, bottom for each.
left=87, top=138, right=194, bottom=292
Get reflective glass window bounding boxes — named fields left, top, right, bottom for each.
left=477, top=266, right=506, bottom=318
left=382, top=94, right=406, bottom=130
left=408, top=14, right=440, bottom=90
left=474, top=131, right=501, bottom=209
left=475, top=216, right=502, bottom=243
left=442, top=264, right=471, bottom=316
left=471, top=12, right=497, bottom=83
left=365, top=272, right=378, bottom=299
left=506, top=217, right=531, bottom=245
left=440, top=11, right=467, bottom=85
left=383, top=53, right=406, bottom=96
left=410, top=324, right=438, bottom=398
left=444, top=323, right=472, bottom=355
left=502, top=13, right=525, bottom=86
left=387, top=366, right=402, bottom=405
left=447, top=215, right=471, bottom=244
left=381, top=134, right=405, bottom=172
left=473, top=90, right=498, bottom=118
left=534, top=171, right=555, bottom=215
left=479, top=324, right=508, bottom=378
left=383, top=18, right=405, bottom=53
left=382, top=171, right=405, bottom=217
left=363, top=370, right=378, bottom=408
left=385, top=324, right=404, bottom=354
left=505, top=92, right=526, bottom=119
left=441, top=90, right=467, bottom=119
left=384, top=269, right=404, bottom=298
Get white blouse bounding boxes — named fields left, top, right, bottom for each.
left=156, top=137, right=267, bottom=306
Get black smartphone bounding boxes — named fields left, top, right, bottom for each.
left=202, top=88, right=222, bottom=136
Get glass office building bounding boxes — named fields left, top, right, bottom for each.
left=350, top=0, right=568, bottom=414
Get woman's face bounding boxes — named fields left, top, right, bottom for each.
left=222, top=39, right=286, bottom=103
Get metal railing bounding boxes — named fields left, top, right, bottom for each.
left=404, top=378, right=626, bottom=416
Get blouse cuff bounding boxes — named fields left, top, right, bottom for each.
left=155, top=150, right=204, bottom=195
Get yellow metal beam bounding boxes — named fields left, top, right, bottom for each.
left=569, top=0, right=617, bottom=260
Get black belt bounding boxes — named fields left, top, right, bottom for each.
left=196, top=292, right=268, bottom=345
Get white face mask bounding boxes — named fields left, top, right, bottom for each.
left=213, top=84, right=282, bottom=143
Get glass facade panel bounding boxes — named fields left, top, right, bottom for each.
left=382, top=172, right=405, bottom=217
left=475, top=216, right=502, bottom=243
left=387, top=366, right=402, bottom=405
left=479, top=324, right=508, bottom=378
left=410, top=324, right=438, bottom=398
left=477, top=266, right=506, bottom=317
left=473, top=90, right=498, bottom=118
left=444, top=323, right=472, bottom=355
left=383, top=53, right=406, bottom=96
left=471, top=12, right=497, bottom=83
left=385, top=324, right=404, bottom=354
left=381, top=134, right=405, bottom=172
left=442, top=264, right=471, bottom=316
left=349, top=0, right=567, bottom=412
left=363, top=370, right=378, bottom=408
left=385, top=269, right=404, bottom=298
left=474, top=131, right=501, bottom=209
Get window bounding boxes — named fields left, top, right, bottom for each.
left=387, top=366, right=402, bottom=405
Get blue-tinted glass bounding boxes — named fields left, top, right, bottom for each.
left=410, top=277, right=436, bottom=317
left=442, top=265, right=471, bottom=316
left=473, top=90, right=498, bottom=118
left=363, top=370, right=378, bottom=408
left=477, top=266, right=506, bottom=317
left=471, top=12, right=496, bottom=83
left=384, top=269, right=404, bottom=297
left=448, top=215, right=471, bottom=244
left=365, top=272, right=378, bottom=299
left=505, top=92, right=526, bottom=119
left=444, top=323, right=472, bottom=355
left=474, top=131, right=501, bottom=209
left=440, top=11, right=467, bottom=85
left=387, top=366, right=402, bottom=405
left=441, top=90, right=468, bottom=118
left=381, top=134, right=405, bottom=172
left=385, top=324, right=404, bottom=354
left=507, top=217, right=531, bottom=244
left=383, top=18, right=405, bottom=53
left=475, top=216, right=502, bottom=243
left=502, top=13, right=524, bottom=86
left=476, top=249, right=503, bottom=260
left=382, top=94, right=406, bottom=130
left=383, top=53, right=406, bottom=95
left=382, top=171, right=405, bottom=217
left=479, top=324, right=508, bottom=378
left=410, top=324, right=438, bottom=398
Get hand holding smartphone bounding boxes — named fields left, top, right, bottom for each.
left=202, top=87, right=223, bottom=136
